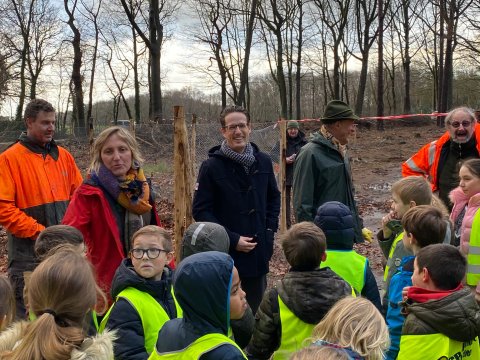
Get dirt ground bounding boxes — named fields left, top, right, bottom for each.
left=0, top=121, right=446, bottom=294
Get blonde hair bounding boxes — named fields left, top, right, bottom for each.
left=290, top=345, right=350, bottom=360
left=0, top=246, right=107, bottom=360
left=0, top=275, right=15, bottom=331
left=132, top=225, right=173, bottom=252
left=311, top=297, right=389, bottom=360
left=89, top=126, right=144, bottom=174
left=391, top=176, right=432, bottom=206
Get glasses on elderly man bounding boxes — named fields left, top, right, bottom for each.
left=223, top=123, right=249, bottom=132
left=448, top=120, right=472, bottom=128
left=130, top=248, right=168, bottom=259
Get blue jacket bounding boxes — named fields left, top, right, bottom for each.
left=192, top=144, right=281, bottom=278
left=104, top=259, right=178, bottom=360
left=154, top=251, right=245, bottom=360
left=385, top=256, right=415, bottom=360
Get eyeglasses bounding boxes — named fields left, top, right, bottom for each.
left=130, top=248, right=168, bottom=259
left=448, top=120, right=472, bottom=128
left=223, top=123, right=249, bottom=132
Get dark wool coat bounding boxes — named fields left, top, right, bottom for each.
left=192, top=143, right=281, bottom=278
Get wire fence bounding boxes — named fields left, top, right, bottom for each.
left=0, top=121, right=285, bottom=182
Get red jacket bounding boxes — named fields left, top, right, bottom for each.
left=62, top=183, right=162, bottom=300
left=402, top=125, right=480, bottom=190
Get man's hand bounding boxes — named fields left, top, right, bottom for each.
left=286, top=154, right=296, bottom=164
left=236, top=236, right=257, bottom=253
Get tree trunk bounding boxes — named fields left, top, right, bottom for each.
left=64, top=0, right=86, bottom=132
left=86, top=5, right=100, bottom=124
left=377, top=0, right=384, bottom=130
left=295, top=0, right=303, bottom=120
left=237, top=0, right=257, bottom=108
left=149, top=0, right=163, bottom=122
left=402, top=0, right=411, bottom=113
left=355, top=57, right=369, bottom=115
left=276, top=31, right=288, bottom=119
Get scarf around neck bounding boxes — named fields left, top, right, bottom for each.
left=220, top=140, right=256, bottom=173
left=320, top=125, right=347, bottom=157
left=90, top=163, right=152, bottom=215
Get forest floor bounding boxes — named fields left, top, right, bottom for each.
left=0, top=120, right=446, bottom=294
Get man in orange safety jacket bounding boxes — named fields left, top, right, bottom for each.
left=402, top=107, right=480, bottom=209
left=0, top=98, right=82, bottom=318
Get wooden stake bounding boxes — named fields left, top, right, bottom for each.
left=279, top=119, right=287, bottom=233
left=173, top=106, right=193, bottom=264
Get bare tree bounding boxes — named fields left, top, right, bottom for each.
left=351, top=0, right=378, bottom=115
left=64, top=0, right=86, bottom=131
left=257, top=0, right=296, bottom=119
left=80, top=0, right=102, bottom=124
left=0, top=52, right=10, bottom=106
left=311, top=0, right=351, bottom=100
left=3, top=0, right=34, bottom=121
left=103, top=42, right=133, bottom=121
left=377, top=0, right=385, bottom=130
left=119, top=0, right=179, bottom=122
left=237, top=0, right=258, bottom=108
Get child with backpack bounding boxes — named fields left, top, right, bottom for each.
left=314, top=201, right=382, bottom=311
left=245, top=222, right=352, bottom=359
left=149, top=251, right=248, bottom=359
left=180, top=222, right=254, bottom=348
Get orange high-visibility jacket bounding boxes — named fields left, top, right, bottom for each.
left=0, top=140, right=82, bottom=264
left=402, top=125, right=480, bottom=191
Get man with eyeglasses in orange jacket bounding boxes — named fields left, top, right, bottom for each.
left=403, top=107, right=480, bottom=210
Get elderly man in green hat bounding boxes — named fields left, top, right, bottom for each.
left=292, top=100, right=366, bottom=243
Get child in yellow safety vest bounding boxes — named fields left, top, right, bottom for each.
left=314, top=201, right=382, bottom=312
left=385, top=205, right=447, bottom=360
left=100, top=225, right=182, bottom=359
left=245, top=222, right=352, bottom=360
left=377, top=176, right=451, bottom=314
left=149, top=251, right=248, bottom=359
left=397, top=244, right=480, bottom=359
left=180, top=221, right=254, bottom=349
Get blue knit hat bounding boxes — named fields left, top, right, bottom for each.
left=313, top=201, right=355, bottom=250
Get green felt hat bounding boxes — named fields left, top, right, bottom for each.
left=321, top=100, right=359, bottom=124
left=287, top=120, right=299, bottom=129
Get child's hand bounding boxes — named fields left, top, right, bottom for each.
left=362, top=227, right=373, bottom=243
left=402, top=286, right=411, bottom=301
left=381, top=211, right=395, bottom=238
